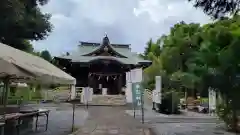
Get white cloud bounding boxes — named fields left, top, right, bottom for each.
left=34, top=0, right=211, bottom=55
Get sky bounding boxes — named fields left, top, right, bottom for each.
left=33, top=0, right=211, bottom=56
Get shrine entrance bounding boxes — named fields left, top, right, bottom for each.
left=54, top=35, right=152, bottom=100
left=88, top=59, right=125, bottom=95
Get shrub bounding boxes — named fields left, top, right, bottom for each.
left=216, top=103, right=240, bottom=132
left=159, top=91, right=180, bottom=114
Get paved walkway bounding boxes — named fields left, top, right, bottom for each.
left=73, top=106, right=152, bottom=135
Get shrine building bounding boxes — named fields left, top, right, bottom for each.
left=54, top=35, right=151, bottom=100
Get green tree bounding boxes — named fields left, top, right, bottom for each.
left=143, top=39, right=153, bottom=59
left=160, top=22, right=203, bottom=97
left=0, top=0, right=52, bottom=51
left=143, top=14, right=240, bottom=132
left=40, top=50, right=52, bottom=62
left=142, top=22, right=203, bottom=94
left=194, top=15, right=240, bottom=132
left=189, top=0, right=240, bottom=18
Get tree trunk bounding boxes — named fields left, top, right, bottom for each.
left=232, top=109, right=238, bottom=133
left=231, top=96, right=239, bottom=133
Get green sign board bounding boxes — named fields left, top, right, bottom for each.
left=132, top=82, right=143, bottom=108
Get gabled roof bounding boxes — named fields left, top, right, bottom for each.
left=82, top=36, right=127, bottom=58
left=56, top=36, right=151, bottom=66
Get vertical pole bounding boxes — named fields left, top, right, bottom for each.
left=185, top=89, right=187, bottom=110
left=141, top=86, right=144, bottom=124
left=72, top=103, right=75, bottom=132
left=86, top=98, right=88, bottom=109
left=172, top=92, right=174, bottom=114
left=133, top=101, right=136, bottom=118
left=152, top=90, right=156, bottom=110
left=2, top=77, right=10, bottom=135
left=86, top=87, right=88, bottom=109
left=3, top=78, right=9, bottom=114
left=3, top=79, right=9, bottom=111
left=130, top=70, right=136, bottom=118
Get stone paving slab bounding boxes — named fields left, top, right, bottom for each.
left=150, top=123, right=239, bottom=135
left=73, top=106, right=152, bottom=135
left=135, top=103, right=238, bottom=135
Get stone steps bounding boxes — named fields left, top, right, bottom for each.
left=41, top=90, right=70, bottom=102
left=87, top=95, right=126, bottom=106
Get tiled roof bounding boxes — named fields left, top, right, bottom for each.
left=56, top=39, right=151, bottom=65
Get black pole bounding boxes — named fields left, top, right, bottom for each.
left=133, top=99, right=136, bottom=118
left=141, top=89, right=144, bottom=124
left=86, top=87, right=89, bottom=109
left=3, top=78, right=9, bottom=116
left=152, top=102, right=156, bottom=110
left=86, top=101, right=88, bottom=109
left=2, top=77, right=10, bottom=135
left=72, top=103, right=75, bottom=132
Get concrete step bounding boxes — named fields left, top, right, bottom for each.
left=87, top=95, right=126, bottom=106
left=41, top=90, right=70, bottom=102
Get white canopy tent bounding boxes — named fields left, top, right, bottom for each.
left=0, top=58, right=34, bottom=80
left=0, top=43, right=76, bottom=85
left=0, top=43, right=76, bottom=135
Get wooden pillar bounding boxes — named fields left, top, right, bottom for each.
left=114, top=75, right=122, bottom=94
left=118, top=75, right=122, bottom=94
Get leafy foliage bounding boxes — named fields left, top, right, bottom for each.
left=0, top=0, right=52, bottom=51
left=40, top=50, right=52, bottom=62
left=159, top=91, right=181, bottom=114
left=189, top=0, right=240, bottom=18
left=143, top=15, right=240, bottom=131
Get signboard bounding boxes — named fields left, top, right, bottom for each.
left=131, top=68, right=144, bottom=123
left=132, top=82, right=143, bottom=108
left=82, top=87, right=93, bottom=103
left=155, top=76, right=162, bottom=104
left=152, top=90, right=157, bottom=102
left=155, top=76, right=161, bottom=92
left=208, top=88, right=216, bottom=110
left=131, top=68, right=143, bottom=83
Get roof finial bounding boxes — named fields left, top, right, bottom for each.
left=104, top=32, right=107, bottom=37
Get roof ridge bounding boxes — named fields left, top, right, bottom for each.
left=79, top=41, right=130, bottom=48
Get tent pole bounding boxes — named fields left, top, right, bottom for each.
left=71, top=103, right=75, bottom=132
left=1, top=76, right=10, bottom=135
left=3, top=77, right=10, bottom=116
